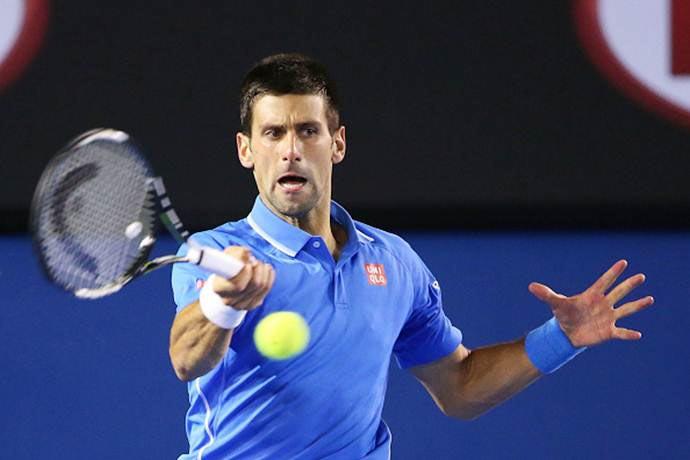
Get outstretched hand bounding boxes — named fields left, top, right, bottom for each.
left=528, top=260, right=654, bottom=348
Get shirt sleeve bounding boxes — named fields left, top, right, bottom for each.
left=393, top=253, right=463, bottom=369
left=171, top=233, right=223, bottom=313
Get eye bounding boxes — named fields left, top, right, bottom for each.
left=264, top=128, right=282, bottom=139
left=301, top=126, right=319, bottom=136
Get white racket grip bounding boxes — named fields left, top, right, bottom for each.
left=186, top=246, right=244, bottom=279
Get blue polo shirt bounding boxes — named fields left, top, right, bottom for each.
left=171, top=197, right=463, bottom=460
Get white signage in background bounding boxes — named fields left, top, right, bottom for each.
left=0, top=1, right=25, bottom=64
left=575, top=0, right=690, bottom=128
left=0, top=0, right=48, bottom=91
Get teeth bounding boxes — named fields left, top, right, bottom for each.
left=280, top=180, right=304, bottom=190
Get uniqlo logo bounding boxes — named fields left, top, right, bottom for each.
left=365, top=263, right=387, bottom=286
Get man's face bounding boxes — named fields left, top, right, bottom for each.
left=237, top=94, right=346, bottom=219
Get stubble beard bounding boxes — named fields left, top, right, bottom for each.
left=266, top=185, right=321, bottom=220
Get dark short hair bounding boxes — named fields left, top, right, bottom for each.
left=239, top=53, right=341, bottom=135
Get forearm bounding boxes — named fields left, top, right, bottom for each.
left=445, top=340, right=541, bottom=419
left=169, top=301, right=234, bottom=381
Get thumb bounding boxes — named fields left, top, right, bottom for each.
left=528, top=282, right=559, bottom=303
left=223, top=246, right=255, bottom=264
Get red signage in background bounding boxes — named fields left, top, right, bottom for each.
left=575, top=0, right=690, bottom=128
left=672, top=0, right=690, bottom=75
left=0, top=0, right=49, bottom=92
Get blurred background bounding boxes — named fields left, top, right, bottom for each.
left=1, top=1, right=689, bottom=459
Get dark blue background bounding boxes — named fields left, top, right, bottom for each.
left=2, top=232, right=687, bottom=459
left=3, top=1, right=690, bottom=231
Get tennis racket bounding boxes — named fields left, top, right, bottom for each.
left=30, top=128, right=244, bottom=299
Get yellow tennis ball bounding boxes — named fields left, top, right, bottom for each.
left=253, top=311, right=310, bottom=360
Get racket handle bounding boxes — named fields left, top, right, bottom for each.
left=186, top=246, right=244, bottom=279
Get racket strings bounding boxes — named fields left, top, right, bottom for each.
left=33, top=140, right=157, bottom=292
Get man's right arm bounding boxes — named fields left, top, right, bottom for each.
left=169, top=300, right=235, bottom=381
left=169, top=247, right=275, bottom=381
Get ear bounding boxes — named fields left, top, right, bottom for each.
left=236, top=132, right=254, bottom=169
left=331, top=126, right=346, bottom=165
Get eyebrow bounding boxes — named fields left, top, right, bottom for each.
left=296, top=121, right=321, bottom=130
left=258, top=123, right=285, bottom=132
left=258, top=120, right=323, bottom=131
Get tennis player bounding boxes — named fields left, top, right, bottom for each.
left=169, top=54, right=654, bottom=460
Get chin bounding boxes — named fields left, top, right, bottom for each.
left=263, top=184, right=324, bottom=218
left=271, top=196, right=316, bottom=219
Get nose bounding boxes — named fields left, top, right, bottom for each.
left=281, top=132, right=302, bottom=163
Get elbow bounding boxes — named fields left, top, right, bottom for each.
left=169, top=343, right=222, bottom=382
left=437, top=396, right=489, bottom=421
left=170, top=354, right=195, bottom=382
left=444, top=410, right=484, bottom=422
left=443, top=406, right=485, bottom=421
left=172, top=362, right=196, bottom=382
left=169, top=347, right=202, bottom=382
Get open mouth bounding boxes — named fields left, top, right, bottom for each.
left=277, top=174, right=307, bottom=192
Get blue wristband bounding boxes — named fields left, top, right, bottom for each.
left=525, top=317, right=586, bottom=374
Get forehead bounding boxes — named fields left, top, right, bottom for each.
left=251, top=94, right=328, bottom=127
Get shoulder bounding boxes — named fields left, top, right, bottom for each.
left=353, top=220, right=425, bottom=268
left=175, top=219, right=253, bottom=255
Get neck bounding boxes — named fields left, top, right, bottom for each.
left=265, top=194, right=345, bottom=259
left=290, top=204, right=333, bottom=240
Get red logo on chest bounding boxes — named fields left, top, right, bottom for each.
left=364, top=263, right=387, bottom=286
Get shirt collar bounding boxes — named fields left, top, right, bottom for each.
left=246, top=196, right=372, bottom=257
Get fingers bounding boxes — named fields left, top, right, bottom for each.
left=223, top=246, right=255, bottom=265
left=236, top=261, right=275, bottom=309
left=527, top=283, right=562, bottom=302
left=213, top=261, right=252, bottom=293
left=614, top=295, right=654, bottom=320
left=607, top=273, right=646, bottom=303
left=613, top=327, right=642, bottom=341
left=528, top=282, right=565, bottom=303
left=589, top=259, right=628, bottom=294
left=612, top=294, right=652, bottom=341
left=211, top=246, right=275, bottom=310
left=528, top=282, right=551, bottom=302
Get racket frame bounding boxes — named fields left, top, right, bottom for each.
left=30, top=128, right=243, bottom=299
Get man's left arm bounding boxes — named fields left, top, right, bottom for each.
left=412, top=259, right=654, bottom=420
